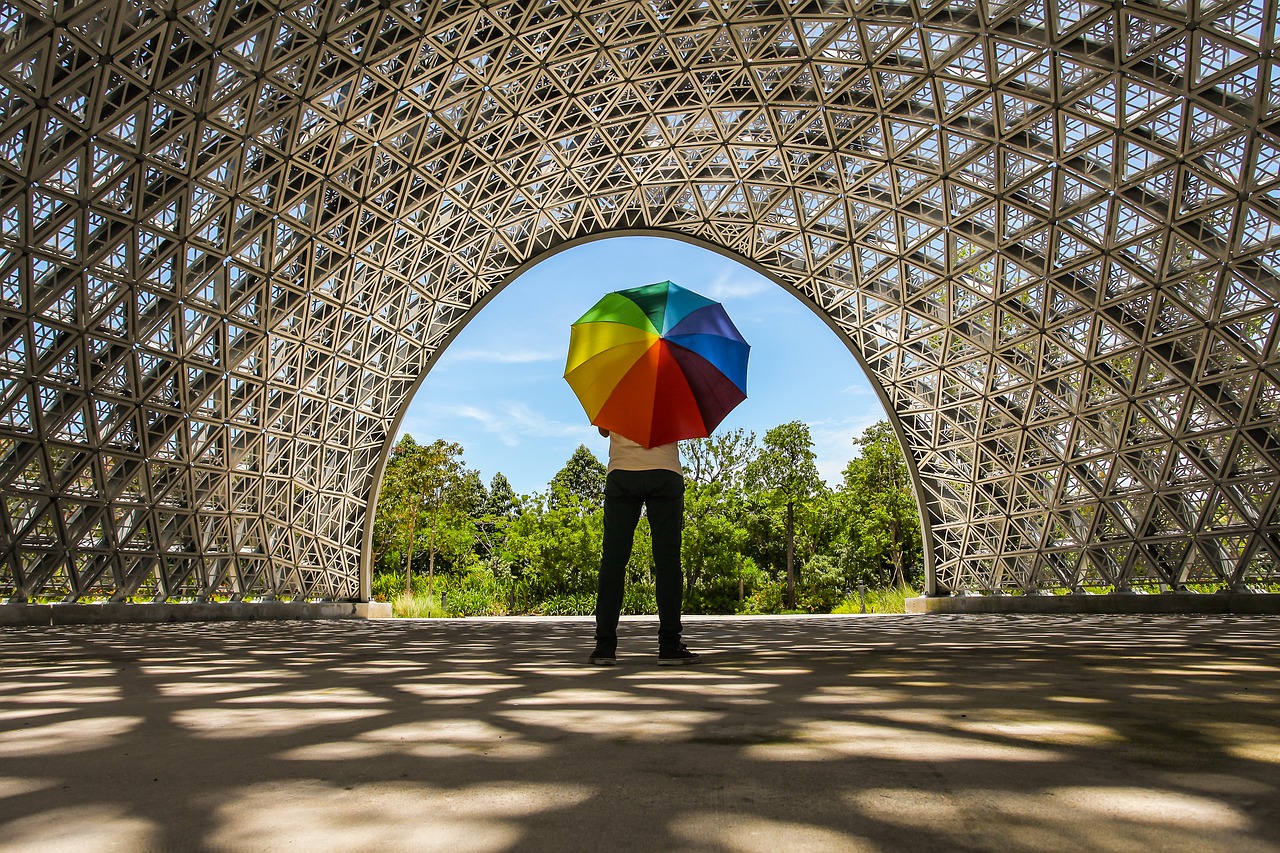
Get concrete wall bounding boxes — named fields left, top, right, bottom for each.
left=906, top=593, right=1280, bottom=615
left=0, top=601, right=394, bottom=626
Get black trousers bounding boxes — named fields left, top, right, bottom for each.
left=594, top=468, right=685, bottom=651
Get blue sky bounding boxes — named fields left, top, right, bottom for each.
left=397, top=236, right=888, bottom=495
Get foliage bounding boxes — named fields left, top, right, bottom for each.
left=684, top=428, right=757, bottom=490
left=500, top=490, right=603, bottom=598
left=370, top=572, right=401, bottom=603
left=840, top=421, right=924, bottom=588
left=681, top=481, right=749, bottom=613
left=392, top=591, right=447, bottom=618
left=533, top=593, right=597, bottom=615
left=373, top=435, right=480, bottom=596
left=622, top=582, right=657, bottom=615
left=371, top=419, right=926, bottom=618
left=831, top=585, right=919, bottom=614
left=798, top=554, right=847, bottom=612
left=746, top=420, right=824, bottom=608
left=739, top=579, right=786, bottom=614
left=748, top=421, right=823, bottom=507
left=549, top=444, right=607, bottom=509
left=483, top=473, right=519, bottom=518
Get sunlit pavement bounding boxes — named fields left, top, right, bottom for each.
left=3, top=615, right=1280, bottom=852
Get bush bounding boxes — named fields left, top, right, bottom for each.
left=533, top=593, right=596, bottom=615
left=371, top=572, right=402, bottom=603
left=683, top=581, right=741, bottom=614
left=798, top=554, right=846, bottom=613
left=378, top=568, right=515, bottom=616
left=740, top=580, right=785, bottom=614
left=440, top=572, right=508, bottom=616
left=622, top=583, right=656, bottom=615
left=393, top=592, right=446, bottom=618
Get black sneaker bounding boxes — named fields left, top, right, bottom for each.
left=657, top=645, right=702, bottom=666
left=587, top=649, right=616, bottom=666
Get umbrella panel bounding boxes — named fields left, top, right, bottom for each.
left=666, top=342, right=748, bottom=433
left=666, top=303, right=745, bottom=340
left=566, top=320, right=657, bottom=373
left=593, top=341, right=707, bottom=447
left=574, top=292, right=659, bottom=332
left=664, top=332, right=748, bottom=392
left=565, top=333, right=659, bottom=419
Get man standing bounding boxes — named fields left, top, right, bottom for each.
left=589, top=427, right=701, bottom=666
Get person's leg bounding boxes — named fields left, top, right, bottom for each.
left=644, top=469, right=686, bottom=652
left=594, top=470, right=643, bottom=655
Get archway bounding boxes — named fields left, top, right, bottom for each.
left=1, top=1, right=1278, bottom=605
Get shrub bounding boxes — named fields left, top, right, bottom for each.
left=533, top=593, right=596, bottom=615
left=441, top=573, right=507, bottom=616
left=622, top=583, right=656, bottom=615
left=798, top=554, right=846, bottom=613
left=739, top=580, right=785, bottom=614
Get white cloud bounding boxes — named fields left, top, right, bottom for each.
left=841, top=380, right=878, bottom=397
left=443, top=348, right=560, bottom=364
left=808, top=412, right=887, bottom=484
left=415, top=401, right=589, bottom=447
left=700, top=267, right=772, bottom=300
left=502, top=402, right=590, bottom=439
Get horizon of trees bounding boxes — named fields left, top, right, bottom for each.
left=371, top=420, right=924, bottom=616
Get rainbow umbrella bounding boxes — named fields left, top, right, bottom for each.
left=565, top=280, right=749, bottom=448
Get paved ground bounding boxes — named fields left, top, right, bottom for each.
left=2, top=614, right=1280, bottom=852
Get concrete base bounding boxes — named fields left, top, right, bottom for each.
left=354, top=601, right=394, bottom=619
left=907, top=592, right=1280, bottom=614
left=0, top=600, right=395, bottom=626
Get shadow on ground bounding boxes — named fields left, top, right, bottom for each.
left=2, top=614, right=1279, bottom=852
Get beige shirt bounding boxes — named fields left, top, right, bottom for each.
left=606, top=432, right=682, bottom=474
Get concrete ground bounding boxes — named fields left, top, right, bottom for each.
left=2, top=615, right=1279, bottom=852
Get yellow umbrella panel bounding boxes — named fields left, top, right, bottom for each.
left=564, top=321, right=660, bottom=420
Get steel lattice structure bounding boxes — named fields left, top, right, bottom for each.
left=1, top=0, right=1279, bottom=604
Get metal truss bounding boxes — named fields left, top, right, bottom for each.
left=1, top=0, right=1279, bottom=603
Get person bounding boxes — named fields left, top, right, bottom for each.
left=589, top=427, right=701, bottom=666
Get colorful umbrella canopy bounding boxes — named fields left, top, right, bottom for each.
left=565, top=280, right=750, bottom=448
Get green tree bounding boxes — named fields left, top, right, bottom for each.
left=747, top=421, right=823, bottom=609
left=682, top=429, right=758, bottom=611
left=500, top=490, right=603, bottom=598
left=549, top=444, right=607, bottom=509
left=483, top=472, right=519, bottom=518
left=840, top=420, right=922, bottom=588
left=681, top=484, right=749, bottom=611
left=373, top=435, right=477, bottom=598
left=475, top=472, right=519, bottom=572
left=684, top=428, right=758, bottom=489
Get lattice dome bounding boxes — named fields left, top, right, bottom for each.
left=2, top=0, right=1279, bottom=603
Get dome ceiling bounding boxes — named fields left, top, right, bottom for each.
left=1, top=0, right=1279, bottom=602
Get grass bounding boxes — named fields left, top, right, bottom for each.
left=392, top=592, right=448, bottom=618
left=831, top=585, right=919, bottom=615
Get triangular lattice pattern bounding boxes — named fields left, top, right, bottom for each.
left=1, top=0, right=1279, bottom=602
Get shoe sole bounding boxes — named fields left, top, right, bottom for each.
left=587, top=657, right=616, bottom=666
left=656, top=657, right=702, bottom=666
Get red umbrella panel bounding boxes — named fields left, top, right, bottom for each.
left=565, top=280, right=750, bottom=447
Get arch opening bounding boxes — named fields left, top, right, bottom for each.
left=366, top=232, right=915, bottom=605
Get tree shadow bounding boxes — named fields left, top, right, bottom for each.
left=2, top=614, right=1279, bottom=851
